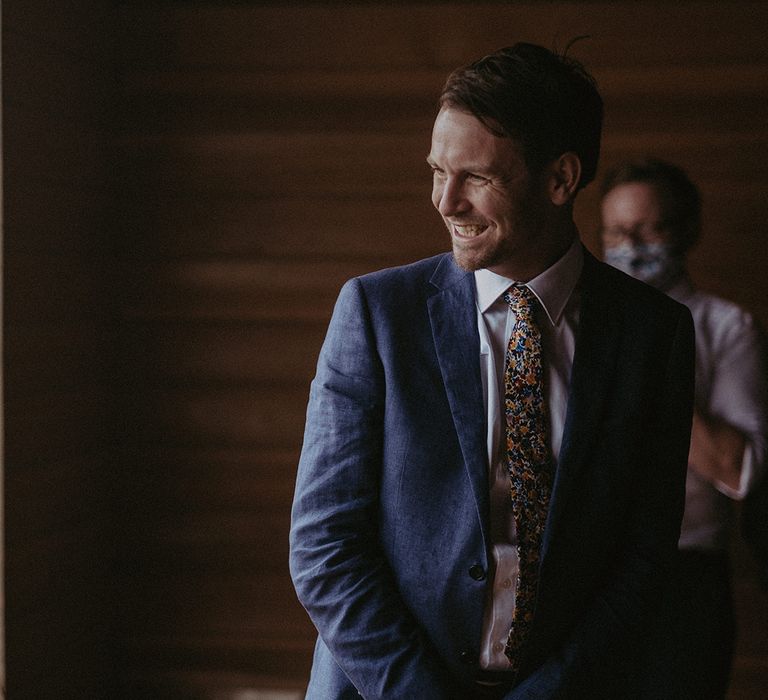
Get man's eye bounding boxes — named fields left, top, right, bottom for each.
left=467, top=174, right=488, bottom=184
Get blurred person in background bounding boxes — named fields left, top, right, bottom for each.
left=600, top=158, right=768, bottom=699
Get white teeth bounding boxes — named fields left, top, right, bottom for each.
left=454, top=224, right=485, bottom=237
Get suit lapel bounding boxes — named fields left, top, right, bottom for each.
left=427, top=256, right=490, bottom=545
left=542, top=253, right=620, bottom=559
left=424, top=252, right=621, bottom=560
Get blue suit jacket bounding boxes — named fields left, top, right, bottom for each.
left=289, top=249, right=694, bottom=699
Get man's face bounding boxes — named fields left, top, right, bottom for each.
left=600, top=182, right=670, bottom=250
left=600, top=181, right=683, bottom=289
left=427, top=107, right=552, bottom=280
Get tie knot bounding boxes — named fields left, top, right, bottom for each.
left=503, top=285, right=536, bottom=315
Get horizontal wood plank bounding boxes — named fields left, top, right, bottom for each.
left=127, top=386, right=310, bottom=449
left=117, top=3, right=768, bottom=71
left=118, top=131, right=768, bottom=198
left=119, top=188, right=764, bottom=262
left=117, top=635, right=313, bottom=693
left=117, top=669, right=305, bottom=699
left=117, top=446, right=300, bottom=512
left=123, top=321, right=327, bottom=385
left=117, top=63, right=768, bottom=135
left=120, top=63, right=768, bottom=104
left=121, top=193, right=446, bottom=260
left=118, top=510, right=293, bottom=572
left=122, top=258, right=375, bottom=322
left=116, top=572, right=311, bottom=640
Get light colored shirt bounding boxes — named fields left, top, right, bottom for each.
left=474, top=238, right=583, bottom=670
left=668, top=277, right=768, bottom=551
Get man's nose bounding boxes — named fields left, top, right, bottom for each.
left=436, top=178, right=469, bottom=217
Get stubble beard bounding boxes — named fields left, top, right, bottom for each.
left=452, top=238, right=509, bottom=272
left=449, top=221, right=522, bottom=273
left=448, top=180, right=547, bottom=274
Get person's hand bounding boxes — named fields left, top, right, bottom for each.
left=689, top=408, right=746, bottom=493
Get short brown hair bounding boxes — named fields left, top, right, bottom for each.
left=440, top=42, right=603, bottom=190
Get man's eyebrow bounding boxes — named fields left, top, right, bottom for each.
left=425, top=156, right=496, bottom=174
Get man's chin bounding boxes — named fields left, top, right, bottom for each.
left=452, top=250, right=481, bottom=272
left=452, top=246, right=494, bottom=272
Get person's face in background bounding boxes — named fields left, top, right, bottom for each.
left=600, top=181, right=683, bottom=290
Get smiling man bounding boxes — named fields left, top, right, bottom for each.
left=290, top=43, right=695, bottom=699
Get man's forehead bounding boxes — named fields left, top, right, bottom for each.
left=429, top=113, right=524, bottom=173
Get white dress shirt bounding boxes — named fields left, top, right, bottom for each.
left=668, top=277, right=768, bottom=551
left=474, top=238, right=583, bottom=669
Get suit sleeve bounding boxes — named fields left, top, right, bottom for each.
left=289, top=278, right=451, bottom=700
left=506, top=303, right=696, bottom=699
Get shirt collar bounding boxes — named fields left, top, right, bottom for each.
left=474, top=237, right=584, bottom=326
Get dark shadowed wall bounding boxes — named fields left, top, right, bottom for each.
left=3, top=2, right=119, bottom=698
left=4, top=2, right=768, bottom=698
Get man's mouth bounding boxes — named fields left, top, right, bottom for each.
left=452, top=223, right=487, bottom=238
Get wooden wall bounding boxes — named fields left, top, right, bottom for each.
left=3, top=3, right=118, bottom=698
left=113, top=2, right=768, bottom=697
left=3, top=1, right=767, bottom=698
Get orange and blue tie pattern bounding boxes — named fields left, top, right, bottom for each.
left=502, top=285, right=554, bottom=673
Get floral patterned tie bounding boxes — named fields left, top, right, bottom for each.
left=502, top=285, right=554, bottom=673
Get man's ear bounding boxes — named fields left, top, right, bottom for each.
left=547, top=152, right=582, bottom=205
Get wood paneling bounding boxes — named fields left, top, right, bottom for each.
left=123, top=322, right=326, bottom=384
left=113, top=2, right=768, bottom=697
left=115, top=194, right=445, bottom=267
left=123, top=258, right=376, bottom=323
left=116, top=3, right=768, bottom=70
left=5, top=2, right=765, bottom=697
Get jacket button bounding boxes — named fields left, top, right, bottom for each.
left=468, top=564, right=486, bottom=581
left=459, top=649, right=476, bottom=666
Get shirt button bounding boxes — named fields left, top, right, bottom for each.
left=502, top=578, right=512, bottom=589
left=493, top=641, right=505, bottom=654
left=468, top=564, right=486, bottom=581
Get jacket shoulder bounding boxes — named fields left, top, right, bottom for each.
left=583, top=251, right=690, bottom=318
left=339, top=253, right=464, bottom=309
left=356, top=252, right=454, bottom=288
